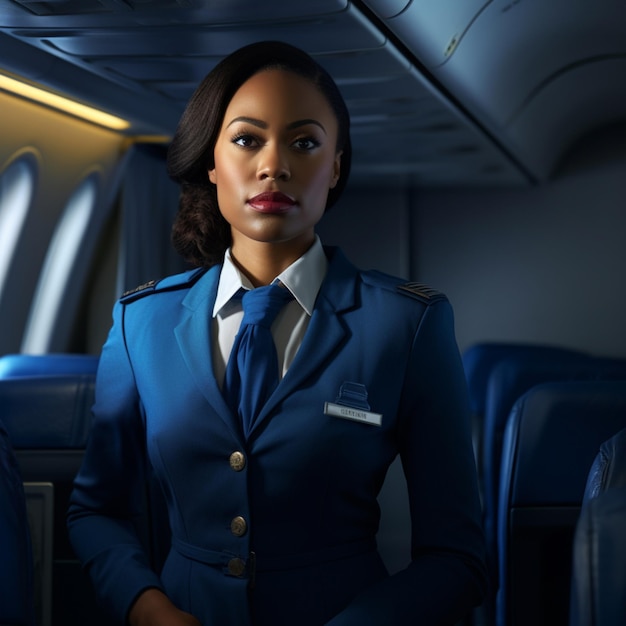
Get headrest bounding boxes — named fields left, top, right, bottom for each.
left=485, top=352, right=595, bottom=426
left=501, top=381, right=626, bottom=508
left=0, top=354, right=99, bottom=379
left=462, top=342, right=586, bottom=416
left=0, top=375, right=95, bottom=449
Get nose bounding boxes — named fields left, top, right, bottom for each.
left=257, top=143, right=291, bottom=181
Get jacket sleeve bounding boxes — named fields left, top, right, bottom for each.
left=67, top=301, right=165, bottom=622
left=326, top=299, right=488, bottom=625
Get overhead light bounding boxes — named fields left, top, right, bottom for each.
left=0, top=72, right=130, bottom=131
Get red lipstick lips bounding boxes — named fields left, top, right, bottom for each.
left=248, top=191, right=296, bottom=213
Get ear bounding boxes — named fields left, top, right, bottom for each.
left=329, top=151, right=342, bottom=189
left=208, top=168, right=217, bottom=184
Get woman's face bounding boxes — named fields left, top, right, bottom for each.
left=209, top=69, right=342, bottom=254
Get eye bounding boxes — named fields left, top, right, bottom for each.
left=231, top=133, right=259, bottom=148
left=292, top=136, right=321, bottom=152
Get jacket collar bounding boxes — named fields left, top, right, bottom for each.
left=174, top=247, right=360, bottom=441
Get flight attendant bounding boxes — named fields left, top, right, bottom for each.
left=68, top=41, right=487, bottom=626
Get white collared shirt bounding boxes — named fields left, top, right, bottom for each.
left=212, top=236, right=328, bottom=387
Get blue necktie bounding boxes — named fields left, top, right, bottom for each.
left=223, top=284, right=293, bottom=437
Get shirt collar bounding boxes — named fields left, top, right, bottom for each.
left=213, top=236, right=328, bottom=318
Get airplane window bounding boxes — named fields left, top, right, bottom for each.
left=21, top=173, right=98, bottom=354
left=0, top=157, right=35, bottom=302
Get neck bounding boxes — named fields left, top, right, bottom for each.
left=230, top=236, right=314, bottom=287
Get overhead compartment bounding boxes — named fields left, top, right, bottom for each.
left=0, top=0, right=530, bottom=185
left=505, top=57, right=626, bottom=178
left=364, top=0, right=626, bottom=180
left=363, top=0, right=492, bottom=67
left=361, top=0, right=411, bottom=19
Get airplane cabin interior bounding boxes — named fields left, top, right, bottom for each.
left=1, top=1, right=626, bottom=625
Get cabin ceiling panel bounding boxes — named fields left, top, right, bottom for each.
left=91, top=45, right=411, bottom=93
left=0, top=0, right=531, bottom=186
left=7, top=0, right=349, bottom=21
left=29, top=19, right=384, bottom=58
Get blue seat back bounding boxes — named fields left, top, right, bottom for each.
left=0, top=374, right=105, bottom=626
left=569, top=428, right=626, bottom=626
left=0, top=419, right=35, bottom=626
left=1, top=375, right=95, bottom=449
left=0, top=364, right=170, bottom=626
left=570, top=487, right=626, bottom=626
left=462, top=342, right=586, bottom=419
left=582, top=426, right=626, bottom=501
left=462, top=343, right=587, bottom=502
left=0, top=353, right=99, bottom=379
left=482, top=353, right=626, bottom=571
left=497, top=380, right=626, bottom=626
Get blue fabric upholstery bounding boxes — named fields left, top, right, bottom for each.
left=570, top=487, right=626, bottom=626
left=0, top=375, right=95, bottom=449
left=497, top=380, right=626, bottom=626
left=461, top=342, right=588, bottom=582
left=0, top=353, right=99, bottom=379
left=570, top=428, right=626, bottom=626
left=0, top=374, right=106, bottom=626
left=462, top=343, right=587, bottom=491
left=482, top=354, right=626, bottom=578
left=582, top=426, right=626, bottom=501
left=0, top=419, right=35, bottom=626
left=462, top=342, right=586, bottom=419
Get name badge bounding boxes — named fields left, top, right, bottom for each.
left=324, top=402, right=383, bottom=427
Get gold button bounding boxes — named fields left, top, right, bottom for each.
left=230, top=516, right=247, bottom=537
left=229, top=451, right=246, bottom=471
left=227, top=557, right=246, bottom=577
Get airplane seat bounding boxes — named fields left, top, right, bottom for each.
left=481, top=352, right=626, bottom=578
left=0, top=418, right=36, bottom=626
left=461, top=342, right=587, bottom=483
left=462, top=342, right=586, bottom=420
left=569, top=487, right=626, bottom=626
left=0, top=372, right=170, bottom=626
left=569, top=427, right=626, bottom=626
left=496, top=380, right=626, bottom=626
left=462, top=344, right=589, bottom=623
left=581, top=425, right=626, bottom=501
left=0, top=374, right=108, bottom=626
left=0, top=353, right=100, bottom=378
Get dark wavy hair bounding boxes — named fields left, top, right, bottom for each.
left=167, top=40, right=352, bottom=268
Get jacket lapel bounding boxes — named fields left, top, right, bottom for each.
left=172, top=249, right=361, bottom=441
left=248, top=248, right=359, bottom=437
left=173, top=265, right=244, bottom=442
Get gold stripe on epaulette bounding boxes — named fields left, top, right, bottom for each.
left=397, top=282, right=443, bottom=300
left=122, top=280, right=156, bottom=298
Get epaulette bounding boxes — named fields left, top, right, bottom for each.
left=363, top=270, right=446, bottom=305
left=397, top=281, right=446, bottom=304
left=121, top=280, right=157, bottom=300
left=120, top=267, right=208, bottom=304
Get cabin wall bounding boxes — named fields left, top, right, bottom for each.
left=413, top=149, right=626, bottom=359
left=320, top=144, right=626, bottom=361
left=316, top=185, right=412, bottom=278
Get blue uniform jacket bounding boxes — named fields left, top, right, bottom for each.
left=67, top=247, right=487, bottom=625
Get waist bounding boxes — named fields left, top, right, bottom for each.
left=171, top=536, right=377, bottom=573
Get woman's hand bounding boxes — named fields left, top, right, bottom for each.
left=129, top=588, right=202, bottom=626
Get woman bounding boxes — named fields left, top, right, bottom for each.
left=68, top=41, right=487, bottom=626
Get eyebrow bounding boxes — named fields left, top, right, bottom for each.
left=226, top=116, right=327, bottom=134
